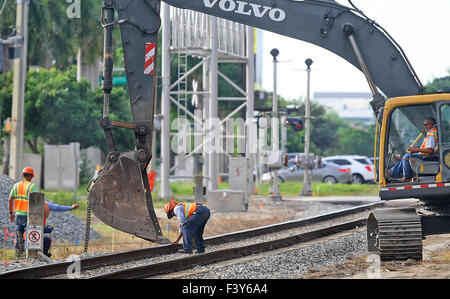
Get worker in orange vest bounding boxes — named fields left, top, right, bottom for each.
left=387, top=117, right=439, bottom=182
left=8, top=167, right=38, bottom=258
left=164, top=199, right=210, bottom=254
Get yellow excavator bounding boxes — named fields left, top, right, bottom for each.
left=87, top=0, right=450, bottom=259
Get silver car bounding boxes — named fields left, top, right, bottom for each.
left=262, top=161, right=352, bottom=184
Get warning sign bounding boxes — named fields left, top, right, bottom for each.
left=26, top=225, right=43, bottom=250
left=29, top=230, right=40, bottom=243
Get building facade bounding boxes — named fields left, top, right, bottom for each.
left=313, top=92, right=375, bottom=125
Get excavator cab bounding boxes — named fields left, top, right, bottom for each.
left=377, top=94, right=450, bottom=198
left=368, top=94, right=450, bottom=260
left=383, top=102, right=438, bottom=183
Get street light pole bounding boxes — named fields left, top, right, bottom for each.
left=269, top=48, right=281, bottom=200
left=301, top=58, right=313, bottom=196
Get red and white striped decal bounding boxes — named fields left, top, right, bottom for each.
left=381, top=182, right=450, bottom=191
left=144, top=42, right=156, bottom=75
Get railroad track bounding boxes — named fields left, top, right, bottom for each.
left=0, top=202, right=384, bottom=279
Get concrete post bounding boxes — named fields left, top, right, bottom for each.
left=26, top=192, right=44, bottom=258
left=194, top=174, right=205, bottom=203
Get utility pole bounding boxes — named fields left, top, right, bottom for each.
left=246, top=26, right=255, bottom=196
left=301, top=58, right=313, bottom=196
left=269, top=48, right=281, bottom=200
left=10, top=0, right=29, bottom=180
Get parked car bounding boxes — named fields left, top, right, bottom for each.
left=261, top=161, right=352, bottom=184
left=322, top=155, right=374, bottom=184
left=369, top=157, right=379, bottom=165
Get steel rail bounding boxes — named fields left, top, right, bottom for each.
left=91, top=218, right=367, bottom=279
left=0, top=201, right=383, bottom=279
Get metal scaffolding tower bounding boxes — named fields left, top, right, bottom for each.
left=159, top=3, right=255, bottom=199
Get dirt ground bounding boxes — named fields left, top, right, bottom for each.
left=300, top=233, right=450, bottom=279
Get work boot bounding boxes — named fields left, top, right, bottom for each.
left=16, top=231, right=25, bottom=259
left=14, top=249, right=24, bottom=259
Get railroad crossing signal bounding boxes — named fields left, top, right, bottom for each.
left=285, top=117, right=303, bottom=131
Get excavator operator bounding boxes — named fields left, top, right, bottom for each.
left=387, top=117, right=439, bottom=182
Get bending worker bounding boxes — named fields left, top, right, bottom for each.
left=164, top=199, right=210, bottom=254
left=8, top=167, right=38, bottom=258
left=388, top=117, right=439, bottom=182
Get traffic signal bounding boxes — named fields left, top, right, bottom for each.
left=286, top=117, right=303, bottom=131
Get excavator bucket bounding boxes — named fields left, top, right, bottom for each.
left=88, top=152, right=168, bottom=243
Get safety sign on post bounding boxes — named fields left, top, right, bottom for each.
left=27, top=192, right=44, bottom=258
left=26, top=225, right=43, bottom=250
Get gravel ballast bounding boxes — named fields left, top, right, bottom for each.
left=180, top=231, right=367, bottom=279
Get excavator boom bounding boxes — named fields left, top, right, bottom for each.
left=88, top=0, right=425, bottom=243
left=165, top=0, right=423, bottom=99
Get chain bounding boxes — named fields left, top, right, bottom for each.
left=83, top=197, right=92, bottom=254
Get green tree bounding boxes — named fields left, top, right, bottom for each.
left=0, top=67, right=134, bottom=154
left=276, top=97, right=375, bottom=157
left=92, top=86, right=135, bottom=154
left=71, top=0, right=103, bottom=66
left=28, top=0, right=76, bottom=69
left=425, top=75, right=450, bottom=93
left=331, top=126, right=374, bottom=157
left=1, top=0, right=103, bottom=71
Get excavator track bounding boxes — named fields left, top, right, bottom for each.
left=367, top=208, right=423, bottom=261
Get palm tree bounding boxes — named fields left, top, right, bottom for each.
left=70, top=0, right=103, bottom=88
left=27, top=0, right=76, bottom=69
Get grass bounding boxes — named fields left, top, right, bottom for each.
left=254, top=182, right=380, bottom=197
left=42, top=181, right=379, bottom=207
left=165, top=181, right=379, bottom=197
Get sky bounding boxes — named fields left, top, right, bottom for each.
left=261, top=0, right=450, bottom=101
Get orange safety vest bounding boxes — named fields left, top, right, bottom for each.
left=420, top=127, right=439, bottom=155
left=180, top=202, right=198, bottom=220
left=12, top=180, right=35, bottom=213
left=44, top=202, right=50, bottom=225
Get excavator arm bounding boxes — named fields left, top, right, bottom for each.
left=87, top=0, right=166, bottom=242
left=88, top=0, right=425, bottom=243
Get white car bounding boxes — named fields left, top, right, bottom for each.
left=322, top=155, right=374, bottom=184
